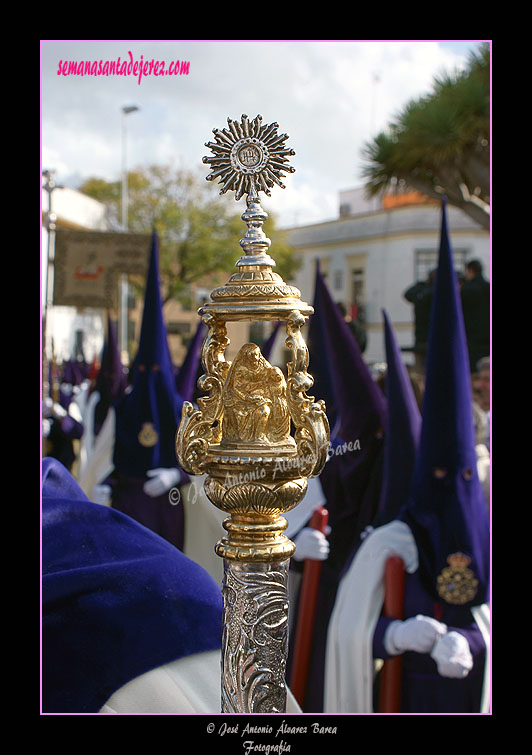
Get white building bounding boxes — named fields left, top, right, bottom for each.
left=278, top=188, right=490, bottom=366
left=42, top=184, right=109, bottom=364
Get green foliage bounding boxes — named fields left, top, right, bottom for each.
left=79, top=165, right=300, bottom=305
left=361, top=43, right=490, bottom=228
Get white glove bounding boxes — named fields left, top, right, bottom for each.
left=93, top=484, right=112, bottom=506
left=292, top=527, right=330, bottom=562
left=384, top=614, right=447, bottom=656
left=52, top=402, right=67, bottom=420
left=42, top=418, right=51, bottom=437
left=143, top=467, right=182, bottom=498
left=43, top=397, right=54, bottom=417
left=43, top=398, right=67, bottom=420
left=430, top=631, right=473, bottom=678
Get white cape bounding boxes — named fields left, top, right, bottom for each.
left=324, top=520, right=418, bottom=713
left=100, top=649, right=301, bottom=714
left=182, top=477, right=226, bottom=586
left=77, top=396, right=116, bottom=503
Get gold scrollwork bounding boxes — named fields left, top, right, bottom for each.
left=285, top=311, right=330, bottom=477
left=176, top=314, right=230, bottom=474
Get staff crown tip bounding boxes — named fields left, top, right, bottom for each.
left=203, top=114, right=295, bottom=201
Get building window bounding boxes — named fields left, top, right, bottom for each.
left=314, top=256, right=330, bottom=280
left=415, top=249, right=468, bottom=282
left=351, top=268, right=365, bottom=321
left=127, top=319, right=136, bottom=345
left=167, top=322, right=191, bottom=336
left=333, top=270, right=343, bottom=291
left=74, top=330, right=86, bottom=361
left=339, top=203, right=351, bottom=218
left=195, top=287, right=211, bottom=306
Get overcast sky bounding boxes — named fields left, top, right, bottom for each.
left=41, top=40, right=488, bottom=228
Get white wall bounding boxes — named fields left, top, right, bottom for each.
left=286, top=202, right=490, bottom=365
left=42, top=186, right=107, bottom=231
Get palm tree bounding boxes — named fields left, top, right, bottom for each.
left=361, top=43, right=490, bottom=229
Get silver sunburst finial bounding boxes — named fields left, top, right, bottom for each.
left=203, top=114, right=295, bottom=201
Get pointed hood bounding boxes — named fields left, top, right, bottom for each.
left=113, top=230, right=184, bottom=476
left=175, top=320, right=207, bottom=404
left=400, top=200, right=490, bottom=607
left=307, top=261, right=386, bottom=565
left=287, top=263, right=387, bottom=711
left=377, top=309, right=422, bottom=524
left=61, top=359, right=86, bottom=388
left=308, top=261, right=386, bottom=444
left=93, top=314, right=127, bottom=435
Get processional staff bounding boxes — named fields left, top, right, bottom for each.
left=176, top=114, right=330, bottom=713
left=289, top=506, right=329, bottom=707
left=379, top=556, right=406, bottom=712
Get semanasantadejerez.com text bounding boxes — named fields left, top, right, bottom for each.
left=57, top=51, right=190, bottom=84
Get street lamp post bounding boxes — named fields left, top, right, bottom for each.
left=42, top=169, right=63, bottom=396
left=119, top=104, right=140, bottom=363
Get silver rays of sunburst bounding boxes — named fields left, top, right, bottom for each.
left=203, top=114, right=295, bottom=201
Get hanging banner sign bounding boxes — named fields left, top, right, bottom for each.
left=52, top=229, right=151, bottom=308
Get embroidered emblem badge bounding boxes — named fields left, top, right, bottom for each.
left=436, top=552, right=479, bottom=605
left=138, top=422, right=159, bottom=448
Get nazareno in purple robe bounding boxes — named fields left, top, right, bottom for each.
left=372, top=201, right=489, bottom=712
left=46, top=381, right=84, bottom=472
left=111, top=230, right=187, bottom=551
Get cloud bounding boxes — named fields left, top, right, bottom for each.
left=41, top=40, right=484, bottom=226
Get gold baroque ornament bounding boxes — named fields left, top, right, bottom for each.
left=436, top=553, right=479, bottom=605
left=221, top=344, right=291, bottom=446
left=175, top=115, right=329, bottom=713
